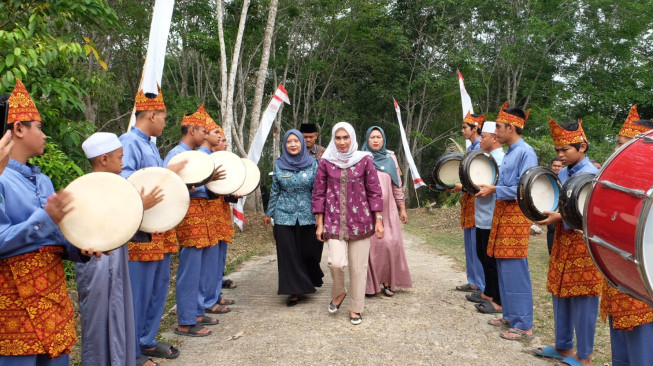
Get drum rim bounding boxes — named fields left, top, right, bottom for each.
left=459, top=149, right=498, bottom=195
left=231, top=158, right=261, bottom=196
left=559, top=173, right=595, bottom=230
left=432, top=152, right=464, bottom=189
left=635, top=191, right=653, bottom=307
left=206, top=151, right=247, bottom=195
left=517, top=166, right=561, bottom=222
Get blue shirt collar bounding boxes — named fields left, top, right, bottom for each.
left=567, top=156, right=591, bottom=176
left=177, top=141, right=191, bottom=151
left=507, top=138, right=525, bottom=153
left=198, top=146, right=212, bottom=154
left=7, top=158, right=41, bottom=177
left=130, top=126, right=152, bottom=142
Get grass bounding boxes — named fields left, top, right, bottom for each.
left=403, top=206, right=612, bottom=365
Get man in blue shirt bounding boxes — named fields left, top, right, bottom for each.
left=477, top=102, right=538, bottom=340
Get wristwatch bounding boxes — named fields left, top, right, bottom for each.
left=376, top=215, right=383, bottom=220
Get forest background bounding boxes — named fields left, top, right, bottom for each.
left=1, top=0, right=652, bottom=208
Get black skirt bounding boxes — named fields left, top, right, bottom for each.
left=273, top=223, right=324, bottom=295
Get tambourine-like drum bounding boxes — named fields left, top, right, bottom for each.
left=517, top=166, right=562, bottom=221
left=585, top=131, right=653, bottom=306
left=459, top=150, right=499, bottom=194
left=168, top=150, right=215, bottom=187
left=59, top=172, right=144, bottom=251
left=127, top=167, right=190, bottom=233
left=432, top=152, right=464, bottom=189
left=232, top=158, right=261, bottom=196
left=559, top=173, right=595, bottom=230
left=206, top=151, right=247, bottom=195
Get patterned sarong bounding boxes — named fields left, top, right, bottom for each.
left=207, top=197, right=235, bottom=244
left=460, top=192, right=476, bottom=229
left=487, top=200, right=531, bottom=258
left=175, top=198, right=211, bottom=249
left=601, top=283, right=653, bottom=331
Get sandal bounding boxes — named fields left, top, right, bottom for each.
left=205, top=304, right=231, bottom=314
left=383, top=284, right=394, bottom=297
left=218, top=298, right=235, bottom=305
left=475, top=301, right=502, bottom=314
left=500, top=328, right=534, bottom=341
left=198, top=315, right=219, bottom=325
left=173, top=324, right=212, bottom=337
left=532, top=345, right=564, bottom=360
left=556, top=356, right=584, bottom=366
left=455, top=283, right=475, bottom=292
left=487, top=318, right=510, bottom=327
left=136, top=356, right=158, bottom=366
left=140, top=342, right=180, bottom=359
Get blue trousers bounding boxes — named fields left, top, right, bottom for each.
left=0, top=354, right=69, bottom=366
left=610, top=318, right=653, bottom=366
left=129, top=254, right=171, bottom=355
left=552, top=295, right=599, bottom=359
left=198, top=244, right=220, bottom=313
left=177, top=246, right=218, bottom=325
left=464, top=227, right=484, bottom=291
left=204, top=241, right=227, bottom=308
left=497, top=258, right=533, bottom=330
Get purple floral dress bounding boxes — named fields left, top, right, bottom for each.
left=312, top=156, right=383, bottom=241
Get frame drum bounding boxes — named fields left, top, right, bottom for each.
left=206, top=151, right=247, bottom=195
left=59, top=172, right=144, bottom=251
left=459, top=150, right=499, bottom=194
left=127, top=167, right=190, bottom=233
left=432, top=152, right=464, bottom=189
left=232, top=158, right=261, bottom=196
left=585, top=130, right=653, bottom=306
left=168, top=150, right=215, bottom=187
left=559, top=173, right=595, bottom=230
left=517, top=166, right=562, bottom=221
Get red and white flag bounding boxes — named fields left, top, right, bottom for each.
left=393, top=99, right=426, bottom=189
left=233, top=84, right=290, bottom=230
left=458, top=70, right=474, bottom=149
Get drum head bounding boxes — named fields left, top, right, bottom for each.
left=127, top=167, right=190, bottom=233
left=518, top=166, right=561, bottom=221
left=459, top=150, right=498, bottom=194
left=168, top=150, right=215, bottom=186
left=560, top=173, right=595, bottom=230
left=59, top=172, right=144, bottom=251
left=206, top=151, right=247, bottom=195
left=232, top=158, right=260, bottom=196
left=432, top=152, right=463, bottom=188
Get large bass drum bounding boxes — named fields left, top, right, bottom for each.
left=559, top=173, right=595, bottom=230
left=517, top=166, right=562, bottom=222
left=459, top=149, right=499, bottom=194
left=432, top=152, right=463, bottom=189
left=585, top=131, right=653, bottom=306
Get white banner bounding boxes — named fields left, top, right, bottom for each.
left=127, top=0, right=175, bottom=136
left=233, top=84, right=290, bottom=230
left=458, top=70, right=474, bottom=149
left=393, top=98, right=426, bottom=189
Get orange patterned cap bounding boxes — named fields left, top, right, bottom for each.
left=194, top=104, right=219, bottom=131
left=135, top=84, right=166, bottom=112
left=548, top=117, right=587, bottom=146
left=618, top=104, right=648, bottom=138
left=463, top=111, right=486, bottom=129
left=7, top=78, right=41, bottom=124
left=496, top=101, right=529, bottom=129
left=181, top=111, right=204, bottom=127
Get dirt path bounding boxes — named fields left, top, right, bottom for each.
left=159, top=232, right=550, bottom=365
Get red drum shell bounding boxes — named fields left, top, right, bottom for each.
left=585, top=130, right=653, bottom=306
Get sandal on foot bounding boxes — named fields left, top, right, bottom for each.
left=205, top=304, right=231, bottom=314
left=383, top=284, right=394, bottom=297
left=136, top=356, right=158, bottom=366
left=455, top=283, right=475, bottom=292
left=173, top=324, right=212, bottom=337
left=222, top=279, right=237, bottom=289
left=556, top=356, right=584, bottom=366
left=140, top=342, right=179, bottom=359
left=199, top=315, right=219, bottom=325
left=218, top=298, right=235, bottom=305
left=349, top=312, right=362, bottom=325
left=500, top=328, right=534, bottom=341
left=532, top=345, right=564, bottom=360
left=488, top=318, right=510, bottom=327
left=466, top=290, right=484, bottom=303
left=328, top=293, right=347, bottom=314
left=475, top=300, right=502, bottom=314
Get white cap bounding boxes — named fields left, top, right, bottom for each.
left=481, top=121, right=496, bottom=134
left=82, top=132, right=122, bottom=159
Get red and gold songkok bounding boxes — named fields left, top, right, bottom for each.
left=135, top=84, right=166, bottom=112
left=496, top=101, right=529, bottom=129
left=182, top=104, right=208, bottom=127
left=463, top=111, right=487, bottom=130
left=548, top=117, right=588, bottom=146
left=618, top=104, right=649, bottom=138
left=7, top=78, right=41, bottom=123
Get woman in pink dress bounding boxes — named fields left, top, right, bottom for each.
left=361, top=126, right=412, bottom=296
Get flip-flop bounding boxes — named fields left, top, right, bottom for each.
left=136, top=355, right=158, bottom=366
left=532, top=345, right=564, bottom=360
left=199, top=315, right=219, bottom=325
left=556, top=356, right=584, bottom=366
left=140, top=342, right=180, bottom=359
left=500, top=328, right=534, bottom=341
left=205, top=304, right=231, bottom=314
left=466, top=291, right=484, bottom=303
left=488, top=318, right=510, bottom=327
left=218, top=298, right=236, bottom=305
left=455, top=283, right=475, bottom=292
left=475, top=300, right=502, bottom=314
left=173, top=324, right=212, bottom=337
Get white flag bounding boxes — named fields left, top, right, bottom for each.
left=458, top=70, right=474, bottom=149
left=127, top=0, right=175, bottom=136
left=233, top=84, right=290, bottom=230
left=393, top=99, right=426, bottom=189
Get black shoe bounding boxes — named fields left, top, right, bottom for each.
left=328, top=293, right=346, bottom=313
left=287, top=295, right=300, bottom=307
left=349, top=313, right=362, bottom=325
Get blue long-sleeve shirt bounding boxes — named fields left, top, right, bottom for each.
left=495, top=138, right=538, bottom=201
left=467, top=136, right=481, bottom=152
left=119, top=126, right=163, bottom=179
left=475, top=147, right=505, bottom=229
left=164, top=142, right=207, bottom=199
left=0, top=159, right=85, bottom=260
left=558, top=156, right=598, bottom=230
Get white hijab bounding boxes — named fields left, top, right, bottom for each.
left=321, top=122, right=371, bottom=169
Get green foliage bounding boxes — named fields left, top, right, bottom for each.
left=30, top=142, right=86, bottom=191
